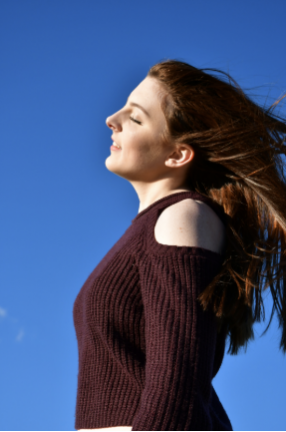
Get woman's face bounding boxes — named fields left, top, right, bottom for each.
left=105, top=77, right=174, bottom=182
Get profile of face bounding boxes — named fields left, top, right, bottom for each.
left=105, top=77, right=193, bottom=184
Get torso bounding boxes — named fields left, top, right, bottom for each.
left=74, top=191, right=229, bottom=431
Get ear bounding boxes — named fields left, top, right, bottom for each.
left=165, top=144, right=194, bottom=168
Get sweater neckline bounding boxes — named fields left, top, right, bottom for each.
left=132, top=190, right=201, bottom=224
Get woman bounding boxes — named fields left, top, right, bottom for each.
left=73, top=60, right=286, bottom=431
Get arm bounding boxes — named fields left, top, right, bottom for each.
left=132, top=250, right=222, bottom=431
left=132, top=200, right=225, bottom=431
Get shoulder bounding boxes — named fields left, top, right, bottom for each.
left=154, top=198, right=226, bottom=254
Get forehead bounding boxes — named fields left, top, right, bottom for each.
left=128, top=77, right=166, bottom=110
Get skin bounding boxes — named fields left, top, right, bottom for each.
left=105, top=76, right=195, bottom=213
left=105, top=76, right=225, bottom=253
left=79, top=77, right=225, bottom=431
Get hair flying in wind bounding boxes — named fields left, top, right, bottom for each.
left=148, top=60, right=286, bottom=354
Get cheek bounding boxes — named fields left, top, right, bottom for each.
left=124, top=130, right=166, bottom=165
left=134, top=141, right=158, bottom=163
left=124, top=132, right=151, bottom=157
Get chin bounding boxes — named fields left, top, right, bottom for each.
left=105, top=156, right=124, bottom=177
left=105, top=156, right=141, bottom=181
left=105, top=155, right=115, bottom=172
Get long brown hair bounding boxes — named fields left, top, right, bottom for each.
left=148, top=60, right=286, bottom=354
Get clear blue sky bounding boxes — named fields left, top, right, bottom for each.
left=1, top=1, right=286, bottom=430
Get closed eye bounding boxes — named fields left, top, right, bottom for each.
left=130, top=116, right=142, bottom=125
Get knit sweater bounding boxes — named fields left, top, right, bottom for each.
left=73, top=191, right=232, bottom=431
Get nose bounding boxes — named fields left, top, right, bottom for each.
left=106, top=112, right=122, bottom=132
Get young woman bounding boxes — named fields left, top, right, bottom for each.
left=73, top=60, right=286, bottom=431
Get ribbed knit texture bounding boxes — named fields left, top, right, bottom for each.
left=73, top=191, right=232, bottom=431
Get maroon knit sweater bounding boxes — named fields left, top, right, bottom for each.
left=73, top=191, right=232, bottom=431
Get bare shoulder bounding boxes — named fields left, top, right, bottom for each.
left=154, top=198, right=226, bottom=254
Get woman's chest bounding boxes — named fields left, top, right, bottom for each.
left=73, top=244, right=145, bottom=357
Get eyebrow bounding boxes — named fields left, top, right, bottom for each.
left=127, top=100, right=150, bottom=117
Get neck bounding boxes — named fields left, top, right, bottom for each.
left=129, top=178, right=192, bottom=213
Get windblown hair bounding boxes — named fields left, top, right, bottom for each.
left=148, top=60, right=286, bottom=354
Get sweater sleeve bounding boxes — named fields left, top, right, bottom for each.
left=132, top=248, right=223, bottom=431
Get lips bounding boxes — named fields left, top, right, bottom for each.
left=110, top=145, right=121, bottom=152
left=111, top=135, right=121, bottom=149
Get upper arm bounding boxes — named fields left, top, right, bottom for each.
left=154, top=198, right=226, bottom=254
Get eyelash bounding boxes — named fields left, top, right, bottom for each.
left=130, top=116, right=142, bottom=125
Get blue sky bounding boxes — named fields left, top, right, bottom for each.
left=1, top=0, right=286, bottom=430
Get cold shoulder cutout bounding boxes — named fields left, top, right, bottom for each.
left=154, top=197, right=226, bottom=255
